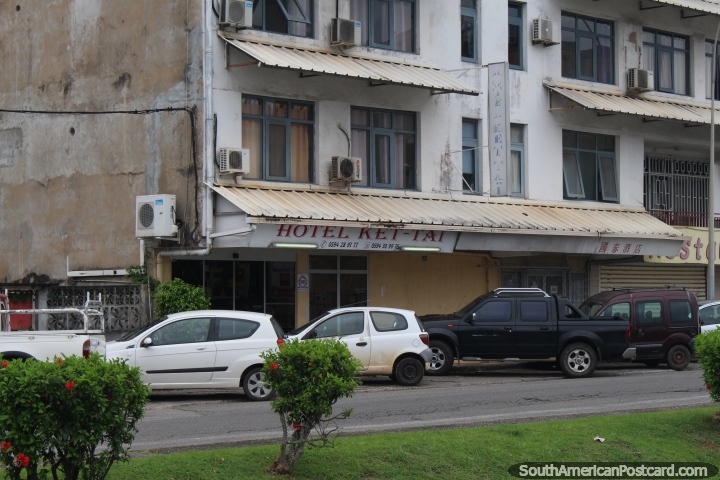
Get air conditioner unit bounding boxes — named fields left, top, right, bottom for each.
left=330, top=156, right=362, bottom=183
left=331, top=18, right=361, bottom=47
left=220, top=0, right=253, bottom=29
left=627, top=68, right=655, bottom=93
left=135, top=194, right=179, bottom=238
left=531, top=18, right=555, bottom=45
left=218, top=147, right=250, bottom=174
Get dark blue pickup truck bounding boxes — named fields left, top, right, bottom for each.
left=419, top=288, right=629, bottom=378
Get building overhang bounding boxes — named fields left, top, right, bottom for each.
left=209, top=184, right=686, bottom=257
left=219, top=33, right=479, bottom=96
left=641, top=0, right=720, bottom=16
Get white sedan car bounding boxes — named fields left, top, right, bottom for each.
left=106, top=310, right=284, bottom=401
left=287, top=307, right=432, bottom=386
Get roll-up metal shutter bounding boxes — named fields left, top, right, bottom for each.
left=598, top=265, right=706, bottom=300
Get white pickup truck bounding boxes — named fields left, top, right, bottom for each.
left=0, top=293, right=106, bottom=361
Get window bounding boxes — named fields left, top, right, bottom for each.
left=643, top=29, right=688, bottom=95
left=462, top=119, right=480, bottom=192
left=561, top=12, right=614, bottom=84
left=509, top=124, right=524, bottom=196
left=350, top=0, right=415, bottom=52
left=644, top=156, right=709, bottom=226
left=637, top=301, right=663, bottom=327
left=216, top=318, right=260, bottom=341
left=519, top=301, right=549, bottom=322
left=562, top=130, right=618, bottom=203
left=313, top=311, right=365, bottom=338
left=705, top=41, right=720, bottom=100
left=242, top=95, right=314, bottom=183
left=475, top=300, right=512, bottom=322
left=461, top=0, right=477, bottom=62
left=251, top=0, right=313, bottom=37
left=371, top=311, right=408, bottom=331
left=309, top=256, right=367, bottom=319
left=669, top=300, right=692, bottom=325
left=151, top=318, right=211, bottom=346
left=508, top=2, right=523, bottom=69
left=351, top=107, right=416, bottom=189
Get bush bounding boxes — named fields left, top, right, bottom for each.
left=260, top=338, right=362, bottom=475
left=0, top=354, right=149, bottom=480
left=153, top=278, right=211, bottom=318
left=695, top=329, right=720, bottom=402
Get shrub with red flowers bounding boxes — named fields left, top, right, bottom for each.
left=260, top=338, right=361, bottom=475
left=0, top=353, right=149, bottom=480
left=696, top=329, right=720, bottom=412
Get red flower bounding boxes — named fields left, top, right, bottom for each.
left=292, top=422, right=302, bottom=430
left=65, top=381, right=76, bottom=392
left=1, top=361, right=7, bottom=368
left=277, top=338, right=285, bottom=349
left=269, top=363, right=279, bottom=371
left=1, top=440, right=11, bottom=451
left=56, top=358, right=62, bottom=365
left=16, top=453, right=29, bottom=468
left=707, top=383, right=713, bottom=392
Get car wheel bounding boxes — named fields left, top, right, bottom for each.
left=393, top=357, right=424, bottom=386
left=243, top=367, right=274, bottom=401
left=559, top=342, right=597, bottom=378
left=427, top=340, right=454, bottom=376
left=666, top=344, right=691, bottom=371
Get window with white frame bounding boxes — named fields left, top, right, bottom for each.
left=462, top=119, right=480, bottom=192
left=561, top=12, right=614, bottom=84
left=508, top=2, right=523, bottom=69
left=241, top=95, right=314, bottom=183
left=250, top=0, right=313, bottom=37
left=509, top=124, right=525, bottom=196
left=351, top=107, right=416, bottom=189
left=562, top=130, right=618, bottom=203
left=643, top=29, right=689, bottom=95
left=706, top=40, right=720, bottom=100
left=461, top=0, right=477, bottom=62
left=350, top=0, right=415, bottom=52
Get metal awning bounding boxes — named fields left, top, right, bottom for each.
left=210, top=184, right=686, bottom=256
left=546, top=82, right=716, bottom=125
left=641, top=0, right=720, bottom=16
left=219, top=33, right=479, bottom=96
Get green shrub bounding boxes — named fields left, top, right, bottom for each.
left=0, top=354, right=149, bottom=480
left=260, top=338, right=362, bottom=475
left=153, top=278, right=210, bottom=318
left=695, top=329, right=720, bottom=402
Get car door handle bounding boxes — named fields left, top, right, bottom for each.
left=196, top=346, right=207, bottom=351
left=504, top=327, right=513, bottom=332
left=356, top=342, right=368, bottom=347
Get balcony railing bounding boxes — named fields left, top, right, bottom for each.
left=648, top=209, right=720, bottom=228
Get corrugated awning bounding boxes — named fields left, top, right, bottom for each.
left=546, top=82, right=715, bottom=125
left=210, top=184, right=685, bottom=255
left=219, top=33, right=479, bottom=96
left=644, top=0, right=720, bottom=15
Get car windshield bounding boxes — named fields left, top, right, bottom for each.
left=287, top=311, right=329, bottom=335
left=116, top=316, right=168, bottom=341
left=454, top=294, right=487, bottom=317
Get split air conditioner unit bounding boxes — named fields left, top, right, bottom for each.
left=331, top=18, right=361, bottom=47
left=218, top=147, right=250, bottom=174
left=330, top=156, right=362, bottom=183
left=531, top=18, right=556, bottom=45
left=220, top=0, right=253, bottom=29
left=627, top=68, right=655, bottom=93
left=135, top=194, right=179, bottom=238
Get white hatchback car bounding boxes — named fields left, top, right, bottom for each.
left=699, top=300, right=720, bottom=333
left=287, top=307, right=432, bottom=386
left=105, top=310, right=284, bottom=401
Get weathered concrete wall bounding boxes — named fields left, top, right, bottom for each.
left=0, top=1, right=203, bottom=284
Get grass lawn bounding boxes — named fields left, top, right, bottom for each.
left=107, top=407, right=720, bottom=480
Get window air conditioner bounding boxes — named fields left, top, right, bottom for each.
left=220, top=0, right=253, bottom=29
left=218, top=147, right=250, bottom=174
left=531, top=18, right=555, bottom=45
left=627, top=68, right=654, bottom=93
left=330, top=156, right=362, bottom=183
left=135, top=194, right=179, bottom=238
left=331, top=18, right=361, bottom=47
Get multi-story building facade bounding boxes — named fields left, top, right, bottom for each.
left=1, top=0, right=716, bottom=331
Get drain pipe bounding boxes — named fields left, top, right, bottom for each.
left=161, top=0, right=215, bottom=259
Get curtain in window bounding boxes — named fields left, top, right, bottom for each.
left=394, top=1, right=413, bottom=52
left=242, top=118, right=262, bottom=180
left=673, top=49, right=686, bottom=94
left=290, top=124, right=310, bottom=182
left=351, top=129, right=369, bottom=186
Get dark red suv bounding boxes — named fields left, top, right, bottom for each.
left=579, top=288, right=699, bottom=370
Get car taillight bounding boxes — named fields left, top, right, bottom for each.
left=82, top=339, right=91, bottom=359
left=419, top=333, right=429, bottom=346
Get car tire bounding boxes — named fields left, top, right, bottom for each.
left=393, top=357, right=424, bottom=386
left=559, top=342, right=597, bottom=378
left=243, top=367, right=274, bottom=401
left=426, top=340, right=454, bottom=376
left=666, top=344, right=691, bottom=371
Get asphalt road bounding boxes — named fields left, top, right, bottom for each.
left=131, top=361, right=712, bottom=452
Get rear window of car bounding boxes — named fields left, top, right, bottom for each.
left=669, top=299, right=694, bottom=325
left=518, top=300, right=548, bottom=322
left=216, top=318, right=260, bottom=340
left=370, top=311, right=408, bottom=331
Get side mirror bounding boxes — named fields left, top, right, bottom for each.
left=141, top=337, right=153, bottom=347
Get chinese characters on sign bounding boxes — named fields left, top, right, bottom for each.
left=596, top=241, right=644, bottom=255
left=488, top=62, right=508, bottom=196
